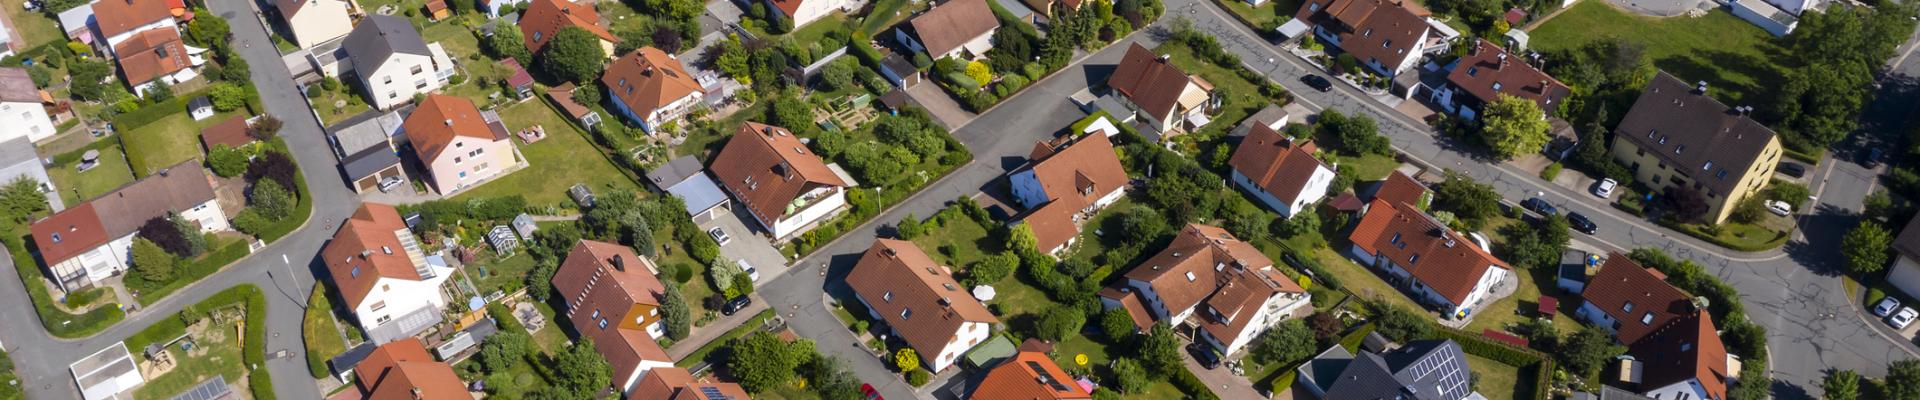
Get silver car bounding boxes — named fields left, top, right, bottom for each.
left=1594, top=178, right=1618, bottom=198
left=1891, top=307, right=1918, bottom=329
left=708, top=227, right=731, bottom=245
left=1875, top=297, right=1902, bottom=317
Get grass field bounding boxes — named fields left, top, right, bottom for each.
left=1529, top=1, right=1789, bottom=106
left=0, top=349, right=18, bottom=400
left=120, top=110, right=247, bottom=177
left=453, top=100, right=644, bottom=204
left=1460, top=259, right=1582, bottom=337
left=46, top=141, right=136, bottom=205
left=1465, top=353, right=1522, bottom=400
left=312, top=86, right=372, bottom=127
left=1219, top=0, right=1301, bottom=31
left=909, top=210, right=999, bottom=269
left=1327, top=152, right=1399, bottom=182
left=302, top=285, right=349, bottom=377
left=1, top=0, right=66, bottom=50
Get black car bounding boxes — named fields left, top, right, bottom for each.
left=1187, top=342, right=1222, bottom=370
left=721, top=296, right=752, bottom=316
left=1779, top=162, right=1806, bottom=178
left=1865, top=148, right=1886, bottom=169
left=1301, top=74, right=1334, bottom=92
left=1522, top=197, right=1558, bottom=217
left=1566, top=212, right=1597, bottom=234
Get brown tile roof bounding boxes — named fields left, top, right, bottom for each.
left=1613, top=71, right=1779, bottom=197
left=31, top=161, right=216, bottom=266
left=968, top=350, right=1092, bottom=400
left=113, top=28, right=190, bottom=86
left=200, top=115, right=253, bottom=151
left=503, top=59, right=534, bottom=88
left=1097, top=286, right=1154, bottom=333
left=846, top=240, right=998, bottom=357
left=1293, top=0, right=1429, bottom=74
left=1446, top=40, right=1570, bottom=114
left=1581, top=254, right=1695, bottom=344
left=1016, top=133, right=1127, bottom=252
left=1895, top=214, right=1920, bottom=261
left=548, top=83, right=596, bottom=118
left=323, top=203, right=428, bottom=309
left=1197, top=266, right=1300, bottom=347
left=403, top=95, right=507, bottom=163
left=1369, top=171, right=1427, bottom=210
left=1122, top=224, right=1300, bottom=326
left=551, top=240, right=671, bottom=385
left=1347, top=199, right=1510, bottom=305
left=1629, top=311, right=1728, bottom=400
left=710, top=122, right=848, bottom=226
left=1107, top=43, right=1198, bottom=118
left=354, top=339, right=473, bottom=400
left=92, top=0, right=173, bottom=39
left=1229, top=123, right=1329, bottom=205
left=518, top=0, right=616, bottom=53
left=905, top=0, right=999, bottom=57
left=766, top=0, right=805, bottom=20
left=0, top=68, right=44, bottom=104
left=626, top=366, right=752, bottom=400
left=601, top=47, right=703, bottom=122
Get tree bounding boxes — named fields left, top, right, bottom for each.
left=1479, top=94, right=1551, bottom=160
left=1251, top=319, right=1314, bottom=366
left=551, top=339, right=612, bottom=397
left=251, top=180, right=295, bottom=220
left=651, top=26, right=685, bottom=53
left=895, top=213, right=925, bottom=239
left=485, top=25, right=533, bottom=65
left=818, top=57, right=859, bottom=91
left=246, top=150, right=299, bottom=190
left=1306, top=312, right=1343, bottom=345
left=69, top=59, right=112, bottom=101
left=1431, top=171, right=1502, bottom=229
left=145, top=80, right=175, bottom=102
left=1887, top=359, right=1920, bottom=400
left=250, top=115, right=283, bottom=140
left=1319, top=110, right=1390, bottom=156
left=967, top=252, right=1017, bottom=286
left=138, top=216, right=196, bottom=257
left=1843, top=222, right=1893, bottom=275
left=1276, top=206, right=1321, bottom=238
left=894, top=348, right=921, bottom=373
left=1371, top=302, right=1432, bottom=342
left=964, top=61, right=992, bottom=88
left=541, top=27, right=609, bottom=83
left=0, top=176, right=48, bottom=223
left=1035, top=307, right=1086, bottom=341
left=186, top=9, right=230, bottom=47
left=209, top=82, right=247, bottom=112
left=1111, top=358, right=1149, bottom=393
left=1663, top=186, right=1710, bottom=223
left=1100, top=308, right=1138, bottom=341
left=1140, top=324, right=1182, bottom=374
left=729, top=332, right=814, bottom=392
left=1557, top=326, right=1623, bottom=377
left=1823, top=370, right=1860, bottom=400
left=208, top=144, right=250, bottom=178
left=1497, top=216, right=1570, bottom=269
left=661, top=281, right=691, bottom=340
left=478, top=329, right=533, bottom=373
left=709, top=258, right=742, bottom=293
left=131, top=238, right=176, bottom=283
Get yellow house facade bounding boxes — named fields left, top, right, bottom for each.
left=1609, top=71, right=1784, bottom=225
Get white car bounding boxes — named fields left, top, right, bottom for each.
left=1891, top=307, right=1919, bottom=329
left=740, top=261, right=760, bottom=282
left=708, top=227, right=731, bottom=245
left=1594, top=178, right=1618, bottom=198
left=1765, top=200, right=1792, bottom=217
left=1876, top=297, right=1902, bottom=317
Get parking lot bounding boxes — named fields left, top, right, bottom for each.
left=697, top=203, right=792, bottom=286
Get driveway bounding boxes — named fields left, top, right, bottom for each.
left=1182, top=345, right=1262, bottom=400
left=904, top=82, right=977, bottom=130
left=699, top=205, right=789, bottom=284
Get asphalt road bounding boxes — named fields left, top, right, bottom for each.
left=0, top=0, right=362, bottom=398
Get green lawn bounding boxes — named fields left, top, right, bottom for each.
left=312, top=86, right=371, bottom=127
left=790, top=12, right=850, bottom=48
left=1529, top=1, right=1789, bottom=106
left=1460, top=259, right=1582, bottom=337
left=453, top=100, right=644, bottom=205
left=909, top=209, right=998, bottom=269
left=470, top=252, right=537, bottom=296
left=46, top=140, right=136, bottom=205
left=1294, top=237, right=1427, bottom=314
left=1465, top=353, right=1522, bottom=400
left=422, top=18, right=511, bottom=107
left=303, top=285, right=350, bottom=378
left=1218, top=0, right=1301, bottom=31
left=0, top=349, right=18, bottom=400
left=1327, top=152, right=1399, bottom=182
left=120, top=110, right=247, bottom=177
left=1, top=0, right=66, bottom=50
left=130, top=296, right=255, bottom=399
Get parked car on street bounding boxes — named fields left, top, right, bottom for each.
left=1188, top=342, right=1221, bottom=369
left=1875, top=297, right=1902, bottom=317
left=1567, top=212, right=1597, bottom=234
left=1891, top=307, right=1918, bottom=329
left=1522, top=197, right=1558, bottom=216
left=1301, top=74, right=1334, bottom=92
left=1780, top=163, right=1806, bottom=178
left=1594, top=178, right=1618, bottom=198
left=708, top=227, right=731, bottom=245
left=860, top=384, right=884, bottom=400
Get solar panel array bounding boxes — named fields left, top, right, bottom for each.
left=169, top=376, right=231, bottom=400
left=698, top=386, right=733, bottom=400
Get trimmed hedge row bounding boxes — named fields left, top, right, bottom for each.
left=1431, top=326, right=1552, bottom=400
left=123, top=285, right=271, bottom=399
left=5, top=232, right=125, bottom=338
left=1170, top=366, right=1222, bottom=400
left=110, top=87, right=216, bottom=131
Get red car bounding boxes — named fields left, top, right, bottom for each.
left=861, top=383, right=884, bottom=400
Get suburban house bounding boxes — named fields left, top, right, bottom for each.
left=1295, top=340, right=1479, bottom=400
left=351, top=339, right=473, bottom=400
left=710, top=122, right=852, bottom=241
left=341, top=15, right=457, bottom=110
left=1107, top=43, right=1217, bottom=136
left=322, top=202, right=453, bottom=344
left=601, top=47, right=705, bottom=134
left=848, top=239, right=998, bottom=372
left=966, top=347, right=1093, bottom=400
left=1105, top=224, right=1310, bottom=356
left=31, top=161, right=227, bottom=292
left=894, top=0, right=1000, bottom=60
left=629, top=366, right=752, bottom=400
left=763, top=0, right=852, bottom=29
left=0, top=137, right=59, bottom=211
left=1610, top=71, right=1782, bottom=225
left=113, top=27, right=201, bottom=96
left=551, top=239, right=675, bottom=393
left=1228, top=119, right=1334, bottom=218
left=646, top=155, right=730, bottom=223
left=1007, top=133, right=1128, bottom=256
left=1433, top=39, right=1570, bottom=120
left=328, top=109, right=411, bottom=194
left=0, top=68, right=57, bottom=143
left=91, top=0, right=176, bottom=49
left=275, top=0, right=358, bottom=48
left=1573, top=254, right=1735, bottom=400
left=1290, top=0, right=1434, bottom=78
left=1885, top=214, right=1920, bottom=300
left=519, top=0, right=617, bottom=56
left=1573, top=255, right=1696, bottom=343
left=1347, top=199, right=1513, bottom=319
left=401, top=94, right=518, bottom=195
left=1358, top=170, right=1429, bottom=214
left=1019, top=0, right=1083, bottom=18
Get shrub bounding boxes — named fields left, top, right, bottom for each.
left=1540, top=162, right=1562, bottom=180
left=208, top=144, right=250, bottom=177
left=906, top=369, right=930, bottom=386
left=209, top=82, right=247, bottom=111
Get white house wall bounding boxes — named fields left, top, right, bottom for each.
left=1642, top=379, right=1712, bottom=400
left=348, top=267, right=452, bottom=335
left=288, top=0, right=356, bottom=48
left=769, top=187, right=846, bottom=240
left=359, top=52, right=446, bottom=110
left=0, top=101, right=58, bottom=143
left=931, top=321, right=989, bottom=372
left=1887, top=256, right=1920, bottom=300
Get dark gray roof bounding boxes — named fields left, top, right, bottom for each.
left=1599, top=385, right=1655, bottom=400
left=1229, top=104, right=1289, bottom=139
left=0, top=136, right=36, bottom=168
left=0, top=68, right=41, bottom=103
left=343, top=15, right=431, bottom=78
left=187, top=96, right=211, bottom=111
left=1324, top=352, right=1405, bottom=400
left=646, top=155, right=703, bottom=190
left=1325, top=339, right=1476, bottom=400
left=340, top=144, right=401, bottom=180
left=1895, top=214, right=1920, bottom=261
left=1614, top=71, right=1778, bottom=197
left=1298, top=345, right=1355, bottom=394
left=327, top=342, right=378, bottom=377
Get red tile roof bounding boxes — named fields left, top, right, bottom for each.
left=1293, top=0, right=1429, bottom=75
left=626, top=366, right=752, bottom=400
left=353, top=339, right=473, bottom=400
left=1347, top=199, right=1509, bottom=305
left=710, top=122, right=848, bottom=227
left=113, top=28, right=190, bottom=86
left=904, top=0, right=999, bottom=57
left=551, top=240, right=672, bottom=387
left=322, top=203, right=428, bottom=309
left=1122, top=224, right=1302, bottom=335
left=1229, top=123, right=1330, bottom=206
left=968, top=350, right=1092, bottom=400
left=92, top=0, right=173, bottom=39
left=1581, top=255, right=1696, bottom=344
left=503, top=59, right=535, bottom=88
left=200, top=115, right=253, bottom=151
left=1107, top=43, right=1200, bottom=119
left=600, top=47, right=703, bottom=123
left=1630, top=311, right=1728, bottom=400
left=1097, top=287, right=1154, bottom=333
left=402, top=95, right=507, bottom=163
left=518, top=0, right=616, bottom=53
left=846, top=240, right=998, bottom=358
left=31, top=161, right=216, bottom=266
left=1016, top=134, right=1127, bottom=252
left=1445, top=40, right=1571, bottom=115
left=1370, top=171, right=1428, bottom=212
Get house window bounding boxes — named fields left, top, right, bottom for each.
left=1491, top=82, right=1502, bottom=91
left=388, top=92, right=398, bottom=99
left=384, top=76, right=393, bottom=84
left=883, top=291, right=893, bottom=302
left=1185, top=271, right=1197, bottom=282
left=376, top=315, right=392, bottom=325
left=1308, top=2, right=1319, bottom=11
left=411, top=65, right=424, bottom=75
left=371, top=301, right=386, bottom=311
left=591, top=309, right=601, bottom=319
left=50, top=233, right=60, bottom=243
left=351, top=266, right=360, bottom=277
left=1703, top=161, right=1714, bottom=171
left=1641, top=312, right=1654, bottom=325
left=460, top=171, right=468, bottom=178
left=1466, top=67, right=1477, bottom=77
left=477, top=163, right=489, bottom=172
left=901, top=308, right=912, bottom=320
left=1622, top=301, right=1635, bottom=312
left=598, top=318, right=609, bottom=329
left=1408, top=253, right=1419, bottom=264
left=532, top=31, right=542, bottom=42
left=415, top=80, right=428, bottom=89
left=1675, top=145, right=1685, bottom=154
left=455, top=156, right=463, bottom=164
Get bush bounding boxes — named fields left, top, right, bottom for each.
left=207, top=144, right=250, bottom=177
left=906, top=369, right=930, bottom=386
left=1540, top=162, right=1562, bottom=180
left=209, top=82, right=247, bottom=111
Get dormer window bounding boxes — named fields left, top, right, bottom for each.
left=1675, top=145, right=1686, bottom=154
left=49, top=233, right=60, bottom=243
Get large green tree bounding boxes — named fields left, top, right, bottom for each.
left=1431, top=170, right=1502, bottom=229
left=1775, top=5, right=1918, bottom=151
left=1823, top=370, right=1860, bottom=400
left=1888, top=359, right=1920, bottom=400
left=0, top=176, right=48, bottom=223
left=541, top=27, right=608, bottom=83
left=661, top=281, right=691, bottom=340
left=1479, top=94, right=1551, bottom=160
left=1140, top=324, right=1182, bottom=374
left=1497, top=216, right=1571, bottom=269
left=1251, top=319, right=1315, bottom=367
left=486, top=25, right=533, bottom=65
left=131, top=238, right=176, bottom=283
left=1557, top=326, right=1624, bottom=378
left=729, top=331, right=815, bottom=392
left=1035, top=307, right=1086, bottom=341
left=1842, top=222, right=1892, bottom=275
left=478, top=329, right=533, bottom=373
left=551, top=339, right=612, bottom=397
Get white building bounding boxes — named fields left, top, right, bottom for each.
left=895, top=0, right=999, bottom=60
left=338, top=15, right=456, bottom=110
left=322, top=202, right=454, bottom=344
left=276, top=0, right=358, bottom=48
left=1228, top=114, right=1334, bottom=218
left=1008, top=133, right=1128, bottom=256
left=31, top=161, right=227, bottom=292
left=847, top=239, right=998, bottom=372
left=0, top=68, right=55, bottom=143
left=551, top=240, right=674, bottom=393
left=70, top=343, right=143, bottom=400
left=1106, top=43, right=1217, bottom=137
left=1109, top=224, right=1310, bottom=356
left=710, top=122, right=852, bottom=242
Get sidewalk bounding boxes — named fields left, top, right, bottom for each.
left=664, top=293, right=769, bottom=359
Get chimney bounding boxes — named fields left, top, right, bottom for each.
left=1695, top=80, right=1708, bottom=95
left=1158, top=54, right=1171, bottom=62
left=1496, top=53, right=1507, bottom=69
left=612, top=255, right=626, bottom=271
left=412, top=387, right=423, bottom=399
left=444, top=118, right=453, bottom=126
left=561, top=5, right=571, bottom=13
